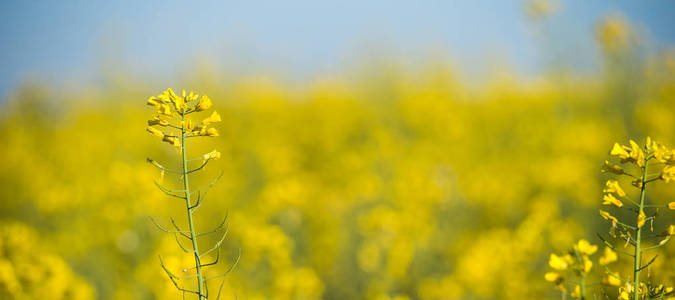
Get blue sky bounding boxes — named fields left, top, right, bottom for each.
left=1, top=0, right=674, bottom=97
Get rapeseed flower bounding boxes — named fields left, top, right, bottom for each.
left=603, top=274, right=621, bottom=287
left=601, top=160, right=624, bottom=175
left=146, top=126, right=164, bottom=138
left=196, top=95, right=212, bottom=111
left=548, top=253, right=569, bottom=270
left=661, top=165, right=675, bottom=182
left=598, top=247, right=617, bottom=265
left=203, top=150, right=221, bottom=162
left=603, top=180, right=625, bottom=197
left=602, top=194, right=623, bottom=208
left=599, top=210, right=618, bottom=226
left=637, top=209, right=646, bottom=228
left=202, top=111, right=221, bottom=125
left=544, top=272, right=562, bottom=284
left=576, top=239, right=597, bottom=256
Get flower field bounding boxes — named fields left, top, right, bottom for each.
left=1, top=8, right=674, bottom=300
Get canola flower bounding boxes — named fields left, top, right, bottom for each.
left=145, top=88, right=238, bottom=299
left=545, top=239, right=606, bottom=299
left=548, top=138, right=675, bottom=300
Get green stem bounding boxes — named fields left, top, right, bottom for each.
left=182, top=111, right=205, bottom=299
left=573, top=247, right=586, bottom=300
left=580, top=274, right=586, bottom=300
left=633, top=159, right=649, bottom=300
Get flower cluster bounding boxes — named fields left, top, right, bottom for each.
left=145, top=88, right=234, bottom=299
left=545, top=239, right=619, bottom=299
left=145, top=88, right=221, bottom=151
left=549, top=138, right=675, bottom=300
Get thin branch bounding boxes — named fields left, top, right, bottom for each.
left=596, top=234, right=635, bottom=257
left=147, top=158, right=182, bottom=174
left=215, top=278, right=226, bottom=300
left=190, top=172, right=224, bottom=195
left=150, top=217, right=191, bottom=235
left=636, top=254, right=658, bottom=272
left=197, top=213, right=229, bottom=238
left=187, top=160, right=209, bottom=174
left=158, top=255, right=200, bottom=295
left=201, top=247, right=221, bottom=268
left=170, top=217, right=192, bottom=240
left=199, top=223, right=230, bottom=258
left=155, top=181, right=187, bottom=199
left=174, top=233, right=195, bottom=253
left=189, top=191, right=202, bottom=210
left=205, top=248, right=241, bottom=281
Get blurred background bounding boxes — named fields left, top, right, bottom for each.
left=1, top=0, right=674, bottom=299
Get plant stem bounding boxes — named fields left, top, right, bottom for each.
left=633, top=159, right=649, bottom=300
left=182, top=112, right=205, bottom=299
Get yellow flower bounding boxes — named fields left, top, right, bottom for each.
left=649, top=139, right=672, bottom=163
left=610, top=143, right=631, bottom=160
left=200, top=127, right=219, bottom=137
left=147, top=96, right=162, bottom=107
left=637, top=209, right=646, bottom=228
left=603, top=180, right=626, bottom=197
left=629, top=140, right=645, bottom=167
left=570, top=284, right=581, bottom=298
left=162, top=136, right=180, bottom=148
left=661, top=165, right=675, bottom=183
left=668, top=202, right=675, bottom=210
left=662, top=225, right=675, bottom=236
left=548, top=253, right=569, bottom=270
left=182, top=119, right=194, bottom=132
left=602, top=194, right=623, bottom=208
left=159, top=103, right=172, bottom=116
left=146, top=126, right=164, bottom=138
left=203, top=150, right=221, bottom=162
left=544, top=272, right=562, bottom=284
left=158, top=88, right=187, bottom=112
left=196, top=95, right=212, bottom=111
left=603, top=274, right=621, bottom=286
left=148, top=116, right=169, bottom=127
left=618, top=290, right=630, bottom=300
left=601, top=160, right=624, bottom=175
left=582, top=255, right=593, bottom=273
left=599, top=210, right=618, bottom=225
left=202, top=111, right=221, bottom=125
left=576, top=239, right=597, bottom=256
left=166, top=88, right=177, bottom=99
left=599, top=247, right=617, bottom=265
left=610, top=141, right=645, bottom=166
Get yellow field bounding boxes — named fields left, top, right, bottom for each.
left=1, top=16, right=674, bottom=300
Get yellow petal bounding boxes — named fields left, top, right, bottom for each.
left=637, top=209, right=646, bottom=228
left=202, top=111, right=222, bottom=125
left=544, top=272, right=562, bottom=283
left=603, top=180, right=626, bottom=197
left=548, top=253, right=568, bottom=270
left=146, top=126, right=164, bottom=138
left=599, top=247, right=617, bottom=265
left=602, top=194, right=623, bottom=208
left=576, top=239, right=598, bottom=256
left=603, top=274, right=622, bottom=286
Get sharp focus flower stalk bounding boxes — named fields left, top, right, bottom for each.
left=632, top=158, right=648, bottom=300
left=145, top=88, right=238, bottom=299
left=546, top=137, right=675, bottom=300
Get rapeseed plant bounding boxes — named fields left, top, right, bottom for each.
left=548, top=138, right=675, bottom=299
left=145, top=88, right=238, bottom=299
